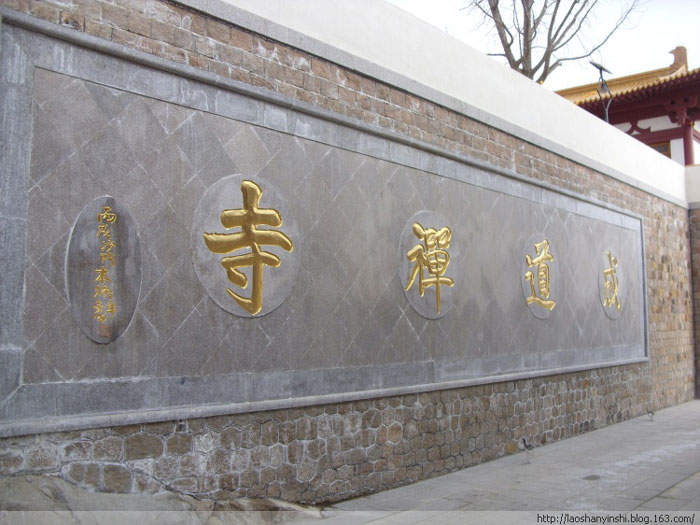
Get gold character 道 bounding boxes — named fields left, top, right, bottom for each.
left=203, top=180, right=293, bottom=315
left=525, top=239, right=556, bottom=311
left=603, top=250, right=621, bottom=312
left=405, top=223, right=454, bottom=314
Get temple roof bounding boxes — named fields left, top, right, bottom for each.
left=556, top=46, right=691, bottom=106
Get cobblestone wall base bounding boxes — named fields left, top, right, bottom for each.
left=0, top=369, right=660, bottom=504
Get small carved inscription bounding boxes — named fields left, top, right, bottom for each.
left=66, top=196, right=141, bottom=344
left=93, top=206, right=118, bottom=336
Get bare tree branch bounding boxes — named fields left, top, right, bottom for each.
left=521, top=0, right=533, bottom=76
left=552, top=1, right=599, bottom=52
left=531, top=0, right=549, bottom=39
left=464, top=0, right=641, bottom=83
left=484, top=0, right=521, bottom=70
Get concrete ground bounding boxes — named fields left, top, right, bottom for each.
left=321, top=400, right=700, bottom=524
left=2, top=400, right=699, bottom=524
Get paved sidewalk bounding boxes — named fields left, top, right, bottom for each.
left=316, top=400, right=700, bottom=524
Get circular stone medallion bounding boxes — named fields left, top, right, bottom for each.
left=399, top=211, right=459, bottom=320
left=191, top=175, right=300, bottom=318
left=520, top=234, right=559, bottom=320
left=598, top=248, right=623, bottom=320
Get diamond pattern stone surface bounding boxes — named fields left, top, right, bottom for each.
left=22, top=69, right=645, bottom=403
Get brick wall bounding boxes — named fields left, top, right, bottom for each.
left=0, top=0, right=695, bottom=504
left=689, top=208, right=700, bottom=396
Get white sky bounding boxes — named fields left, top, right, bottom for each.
left=386, top=0, right=700, bottom=90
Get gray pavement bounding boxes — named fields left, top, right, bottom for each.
left=319, top=400, right=700, bottom=524
left=2, top=401, right=699, bottom=524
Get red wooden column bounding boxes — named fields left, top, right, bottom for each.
left=683, top=120, right=695, bottom=165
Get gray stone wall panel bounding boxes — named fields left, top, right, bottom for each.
left=0, top=23, right=649, bottom=436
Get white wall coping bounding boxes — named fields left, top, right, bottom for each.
left=182, top=0, right=688, bottom=208
left=686, top=165, right=700, bottom=208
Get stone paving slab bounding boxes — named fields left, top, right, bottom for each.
left=1, top=401, right=699, bottom=524
left=0, top=475, right=320, bottom=524
left=320, top=400, right=700, bottom=522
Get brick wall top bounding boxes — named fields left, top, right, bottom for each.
left=179, top=0, right=688, bottom=207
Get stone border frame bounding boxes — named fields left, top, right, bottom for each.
left=0, top=9, right=649, bottom=438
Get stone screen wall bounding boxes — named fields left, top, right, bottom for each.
left=1, top=20, right=647, bottom=432
left=0, top=1, right=695, bottom=505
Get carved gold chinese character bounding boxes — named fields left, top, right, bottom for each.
left=405, top=223, right=454, bottom=314
left=94, top=285, right=113, bottom=300
left=525, top=239, right=556, bottom=311
left=97, top=206, right=117, bottom=224
left=95, top=265, right=111, bottom=284
left=603, top=250, right=621, bottom=312
left=106, top=300, right=118, bottom=317
left=100, top=251, right=114, bottom=266
left=97, top=223, right=111, bottom=238
left=203, top=180, right=293, bottom=315
left=101, top=238, right=116, bottom=253
left=93, top=300, right=107, bottom=323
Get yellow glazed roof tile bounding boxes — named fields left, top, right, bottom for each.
left=556, top=46, right=691, bottom=105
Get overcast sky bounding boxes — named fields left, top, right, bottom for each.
left=386, top=0, right=700, bottom=90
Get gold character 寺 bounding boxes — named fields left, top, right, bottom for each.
left=603, top=250, right=621, bottom=312
left=525, top=239, right=556, bottom=311
left=204, top=180, right=293, bottom=315
left=405, top=223, right=454, bottom=314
